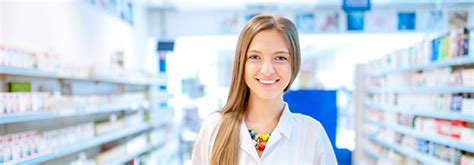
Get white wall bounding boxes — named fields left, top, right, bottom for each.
left=148, top=10, right=245, bottom=39
left=1, top=0, right=155, bottom=72
left=147, top=5, right=474, bottom=39
left=305, top=33, right=425, bottom=90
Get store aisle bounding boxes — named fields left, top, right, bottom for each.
left=1, top=0, right=474, bottom=164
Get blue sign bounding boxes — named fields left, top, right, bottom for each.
left=342, top=0, right=371, bottom=12
left=157, top=41, right=175, bottom=52
left=347, top=11, right=365, bottom=31
left=398, top=12, right=416, bottom=30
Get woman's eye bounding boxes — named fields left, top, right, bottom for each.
left=248, top=55, right=260, bottom=60
left=275, top=56, right=287, bottom=61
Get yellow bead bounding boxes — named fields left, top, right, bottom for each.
left=261, top=134, right=269, bottom=141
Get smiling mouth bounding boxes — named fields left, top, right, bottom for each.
left=256, top=78, right=280, bottom=85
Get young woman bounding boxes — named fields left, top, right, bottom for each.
left=192, top=14, right=337, bottom=164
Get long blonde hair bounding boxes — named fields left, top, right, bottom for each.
left=210, top=15, right=301, bottom=165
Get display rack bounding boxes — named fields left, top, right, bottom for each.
left=356, top=29, right=474, bottom=164
left=366, top=135, right=450, bottom=165
left=0, top=66, right=166, bottom=86
left=367, top=57, right=474, bottom=77
left=0, top=101, right=149, bottom=124
left=365, top=101, right=474, bottom=122
left=367, top=86, right=474, bottom=93
left=112, top=145, right=156, bottom=164
left=16, top=123, right=151, bottom=164
left=365, top=119, right=474, bottom=153
left=362, top=147, right=381, bottom=161
left=0, top=63, right=173, bottom=164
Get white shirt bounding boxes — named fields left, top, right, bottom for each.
left=191, top=103, right=337, bottom=164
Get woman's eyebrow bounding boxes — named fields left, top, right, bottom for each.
left=273, top=51, right=289, bottom=55
left=247, top=50, right=289, bottom=54
left=247, top=50, right=262, bottom=54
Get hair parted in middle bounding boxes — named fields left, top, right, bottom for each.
left=210, top=14, right=301, bottom=165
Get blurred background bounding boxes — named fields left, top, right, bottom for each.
left=1, top=0, right=473, bottom=164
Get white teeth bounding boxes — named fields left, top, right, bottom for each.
left=259, top=79, right=276, bottom=84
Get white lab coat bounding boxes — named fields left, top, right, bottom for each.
left=191, top=102, right=338, bottom=165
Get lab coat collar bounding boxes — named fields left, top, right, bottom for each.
left=275, top=102, right=295, bottom=139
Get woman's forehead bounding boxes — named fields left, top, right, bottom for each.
left=247, top=30, right=289, bottom=53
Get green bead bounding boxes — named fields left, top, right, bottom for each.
left=251, top=130, right=257, bottom=136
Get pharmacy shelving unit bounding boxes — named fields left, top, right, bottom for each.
left=365, top=119, right=474, bottom=153
left=0, top=65, right=173, bottom=164
left=111, top=145, right=156, bottom=165
left=363, top=146, right=382, bottom=161
left=367, top=86, right=474, bottom=93
left=0, top=101, right=149, bottom=124
left=365, top=134, right=450, bottom=165
left=367, top=57, right=474, bottom=77
left=364, top=101, right=474, bottom=124
left=0, top=66, right=166, bottom=85
left=16, top=123, right=151, bottom=164
left=356, top=52, right=474, bottom=164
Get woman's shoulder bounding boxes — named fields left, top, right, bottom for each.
left=192, top=112, right=222, bottom=163
left=200, top=112, right=222, bottom=131
left=291, top=113, right=325, bottom=132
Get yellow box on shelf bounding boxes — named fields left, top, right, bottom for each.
left=94, top=119, right=124, bottom=136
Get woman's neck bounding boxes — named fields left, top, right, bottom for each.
left=245, top=93, right=285, bottom=133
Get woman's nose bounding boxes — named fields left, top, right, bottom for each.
left=260, top=60, right=275, bottom=76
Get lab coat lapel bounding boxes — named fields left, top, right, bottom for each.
left=240, top=121, right=260, bottom=161
left=261, top=103, right=294, bottom=157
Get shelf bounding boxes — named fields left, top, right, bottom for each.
left=368, top=57, right=474, bottom=77
left=367, top=86, right=474, bottom=93
left=112, top=145, right=156, bottom=164
left=0, top=101, right=149, bottom=124
left=16, top=123, right=151, bottom=164
left=367, top=135, right=449, bottom=165
left=365, top=101, right=474, bottom=122
left=366, top=119, right=474, bottom=153
left=0, top=66, right=162, bottom=86
left=363, top=147, right=382, bottom=161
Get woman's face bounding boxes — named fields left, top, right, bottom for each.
left=244, top=29, right=292, bottom=100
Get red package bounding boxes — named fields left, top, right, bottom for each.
left=451, top=120, right=467, bottom=139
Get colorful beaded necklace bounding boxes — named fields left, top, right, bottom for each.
left=248, top=129, right=272, bottom=152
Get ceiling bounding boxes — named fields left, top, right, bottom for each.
left=146, top=0, right=474, bottom=11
